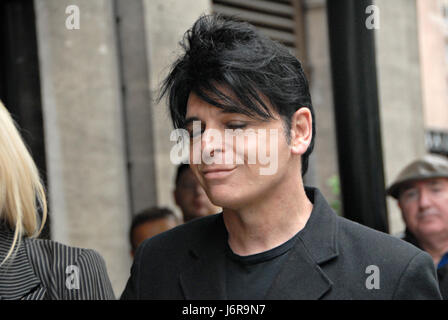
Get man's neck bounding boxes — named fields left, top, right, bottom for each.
left=419, top=235, right=448, bottom=265
left=222, top=180, right=313, bottom=256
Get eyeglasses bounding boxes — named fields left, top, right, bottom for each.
left=399, top=183, right=444, bottom=204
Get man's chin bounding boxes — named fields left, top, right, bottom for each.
left=185, top=209, right=210, bottom=221
left=416, top=225, right=448, bottom=238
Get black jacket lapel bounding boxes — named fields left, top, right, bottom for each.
left=179, top=249, right=227, bottom=299
left=265, top=237, right=333, bottom=299
left=267, top=188, right=340, bottom=299
left=179, top=214, right=227, bottom=299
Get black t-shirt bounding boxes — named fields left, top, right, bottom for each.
left=225, top=231, right=300, bottom=300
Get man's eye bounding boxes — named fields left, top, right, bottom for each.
left=402, top=189, right=418, bottom=201
left=187, top=126, right=204, bottom=139
left=189, top=130, right=203, bottom=139
left=431, top=187, right=442, bottom=193
left=226, top=122, right=247, bottom=130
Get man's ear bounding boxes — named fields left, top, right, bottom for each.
left=290, top=107, right=312, bottom=155
left=173, top=189, right=179, bottom=206
left=397, top=200, right=406, bottom=217
left=398, top=200, right=403, bottom=211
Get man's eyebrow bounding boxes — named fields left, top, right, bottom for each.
left=399, top=182, right=418, bottom=192
left=219, top=109, right=241, bottom=114
left=427, top=179, right=443, bottom=186
left=401, top=185, right=416, bottom=193
left=218, top=105, right=257, bottom=115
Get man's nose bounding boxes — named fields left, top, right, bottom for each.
left=418, top=188, right=432, bottom=209
left=201, top=128, right=223, bottom=160
left=202, top=128, right=220, bottom=147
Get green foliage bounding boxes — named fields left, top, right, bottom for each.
left=326, top=175, right=342, bottom=215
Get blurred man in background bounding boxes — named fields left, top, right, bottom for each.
left=387, top=154, right=448, bottom=299
left=174, top=164, right=220, bottom=222
left=129, top=207, right=179, bottom=257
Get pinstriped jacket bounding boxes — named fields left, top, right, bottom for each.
left=0, top=224, right=115, bottom=300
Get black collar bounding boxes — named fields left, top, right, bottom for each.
left=299, top=187, right=339, bottom=264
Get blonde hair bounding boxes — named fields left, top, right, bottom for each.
left=0, top=100, right=47, bottom=266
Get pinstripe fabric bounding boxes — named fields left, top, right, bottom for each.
left=0, top=224, right=115, bottom=300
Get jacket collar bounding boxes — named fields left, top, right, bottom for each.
left=298, top=187, right=339, bottom=264
left=179, top=214, right=228, bottom=299
left=179, top=187, right=339, bottom=299
left=265, top=187, right=338, bottom=299
left=0, top=223, right=46, bottom=300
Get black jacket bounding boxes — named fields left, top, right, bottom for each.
left=121, top=188, right=442, bottom=299
left=403, top=228, right=448, bottom=299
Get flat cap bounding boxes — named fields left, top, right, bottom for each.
left=387, top=154, right=448, bottom=199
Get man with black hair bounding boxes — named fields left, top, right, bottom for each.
left=122, top=14, right=441, bottom=299
left=129, top=207, right=179, bottom=257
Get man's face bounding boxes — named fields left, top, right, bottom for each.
left=398, top=178, right=448, bottom=239
left=131, top=217, right=178, bottom=256
left=184, top=91, right=299, bottom=210
left=174, top=168, right=220, bottom=222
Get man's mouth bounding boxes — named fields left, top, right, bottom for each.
left=418, top=211, right=439, bottom=219
left=201, top=167, right=236, bottom=179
